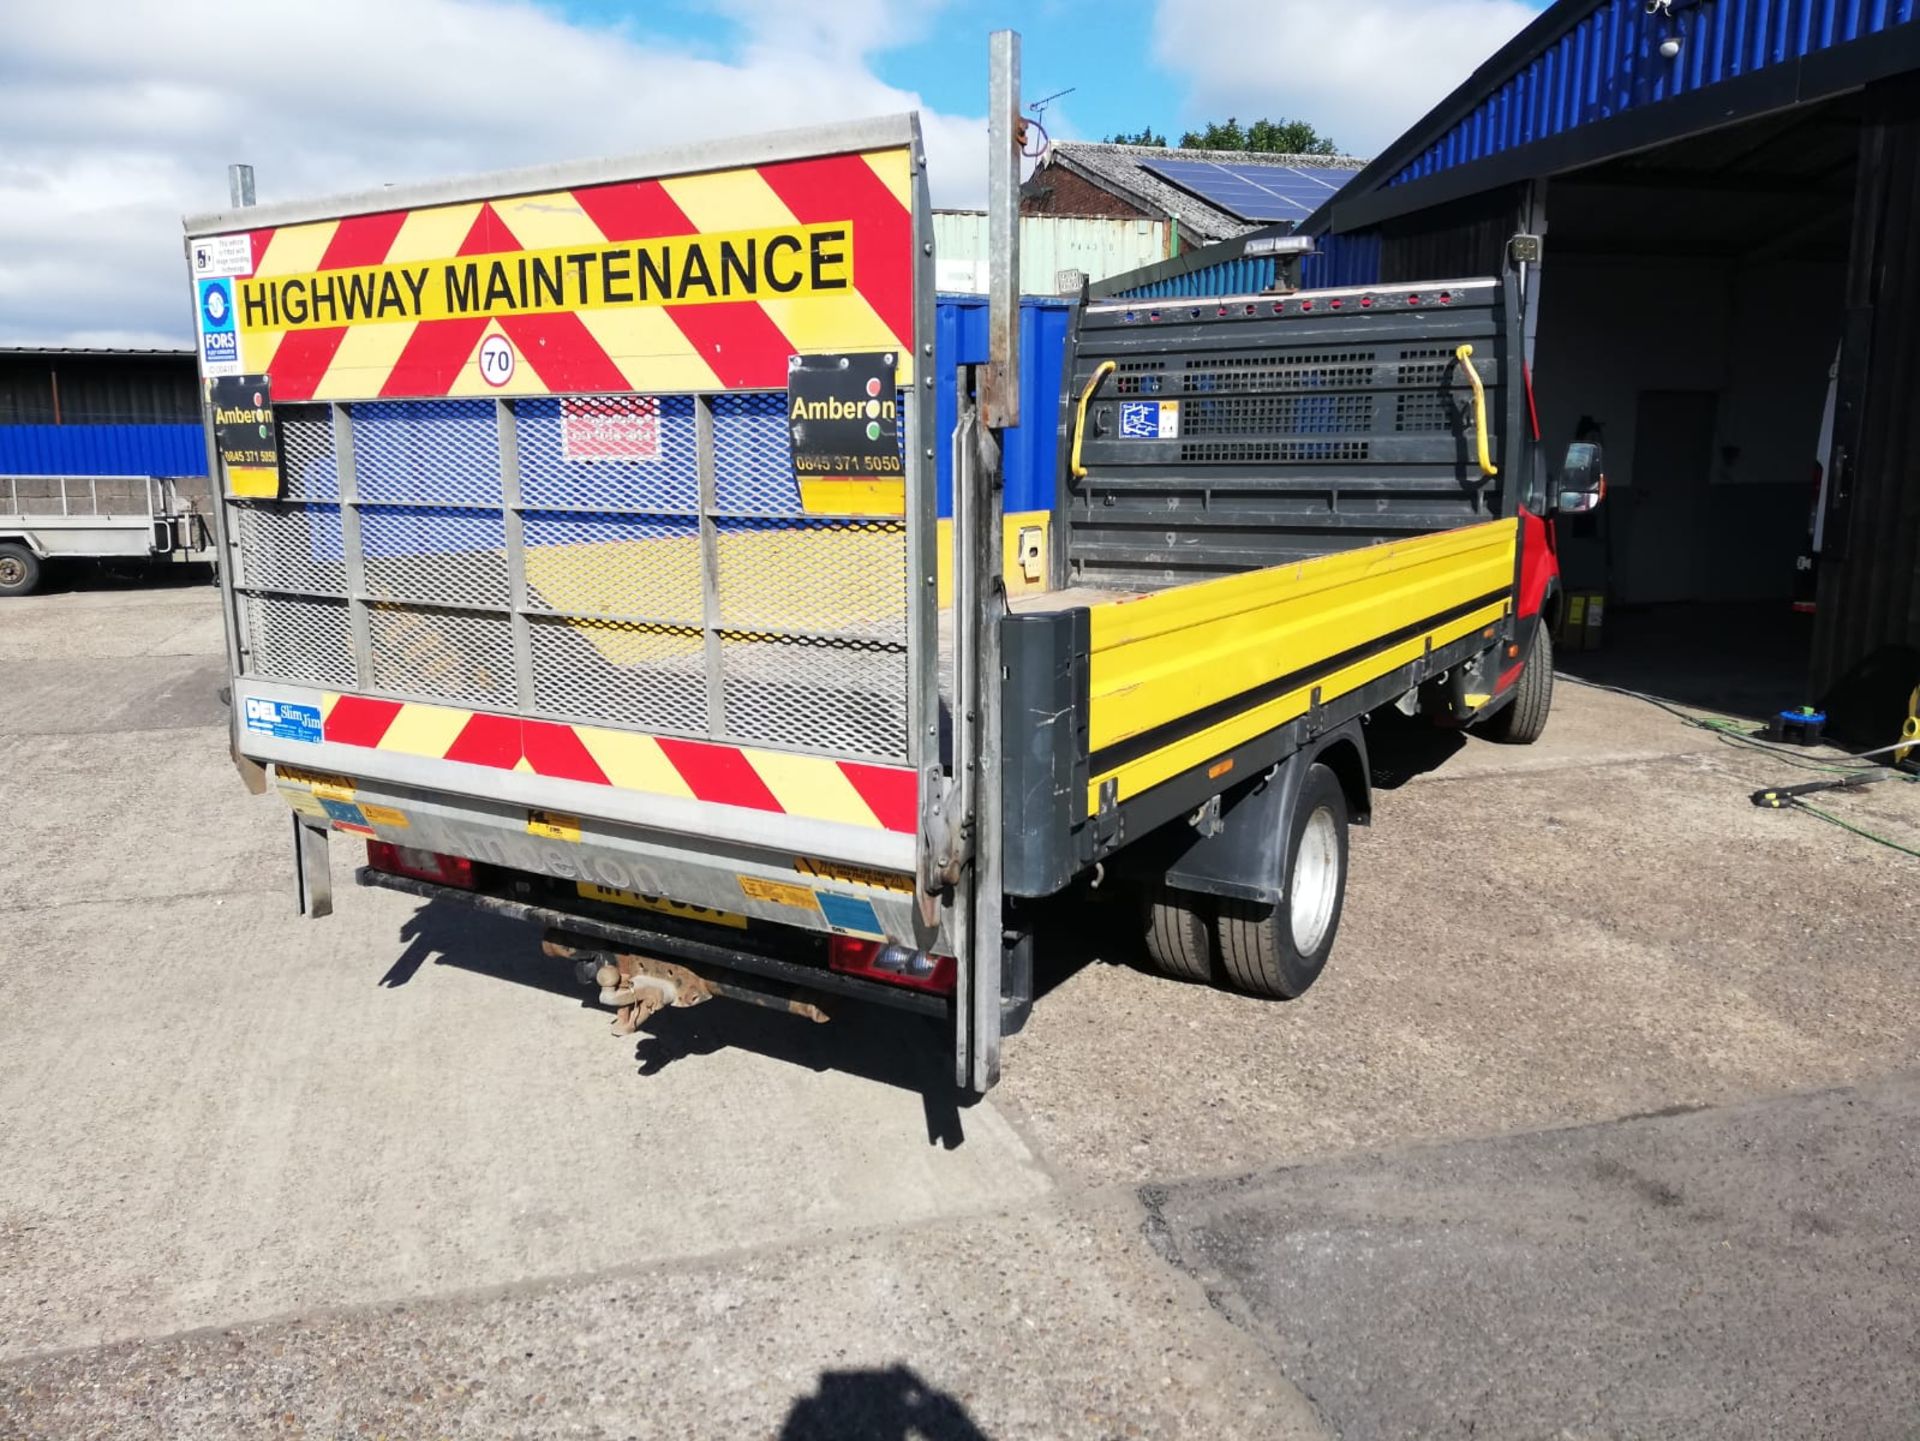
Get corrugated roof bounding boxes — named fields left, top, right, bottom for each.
left=1035, top=143, right=1368, bottom=244
left=1298, top=0, right=1920, bottom=236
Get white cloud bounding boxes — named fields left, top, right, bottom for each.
left=0, top=0, right=986, bottom=346
left=1149, top=0, right=1539, bottom=158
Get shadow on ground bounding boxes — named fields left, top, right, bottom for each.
left=1364, top=708, right=1468, bottom=789
left=1558, top=600, right=1814, bottom=720
left=780, top=1366, right=991, bottom=1441
left=379, top=899, right=1002, bottom=1148
left=27, top=559, right=218, bottom=597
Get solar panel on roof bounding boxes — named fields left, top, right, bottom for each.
left=1141, top=158, right=1359, bottom=223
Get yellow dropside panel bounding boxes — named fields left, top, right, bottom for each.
left=1087, top=519, right=1518, bottom=803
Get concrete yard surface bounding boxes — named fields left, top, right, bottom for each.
left=3, top=581, right=1918, bottom=1438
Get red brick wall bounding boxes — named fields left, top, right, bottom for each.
left=1019, top=166, right=1153, bottom=223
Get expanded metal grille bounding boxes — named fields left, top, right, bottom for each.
left=719, top=632, right=908, bottom=758
left=233, top=501, right=347, bottom=596
left=277, top=406, right=340, bottom=501
left=225, top=392, right=912, bottom=763
left=351, top=400, right=501, bottom=506
left=515, top=395, right=698, bottom=511
left=358, top=506, right=508, bottom=608
left=712, top=392, right=798, bottom=515
left=522, top=511, right=702, bottom=625
left=242, top=593, right=355, bottom=689
left=529, top=615, right=707, bottom=735
left=714, top=518, right=906, bottom=642
left=367, top=604, right=515, bottom=708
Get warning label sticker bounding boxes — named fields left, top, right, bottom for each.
left=191, top=234, right=253, bottom=280
left=562, top=397, right=661, bottom=463
left=1119, top=400, right=1180, bottom=441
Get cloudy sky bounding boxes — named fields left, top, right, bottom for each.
left=0, top=0, right=1544, bottom=348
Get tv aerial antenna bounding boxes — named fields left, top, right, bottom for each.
left=1022, top=86, right=1075, bottom=157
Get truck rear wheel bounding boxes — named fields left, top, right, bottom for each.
left=1218, top=762, right=1348, bottom=999
left=0, top=543, right=42, bottom=598
left=1482, top=623, right=1554, bottom=744
left=1143, top=887, right=1213, bottom=983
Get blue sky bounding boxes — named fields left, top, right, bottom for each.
left=4, top=0, right=1551, bottom=345
left=559, top=0, right=1555, bottom=158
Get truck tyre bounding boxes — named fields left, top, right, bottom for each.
left=1482, top=623, right=1554, bottom=744
left=0, top=543, right=42, bottom=598
left=1218, top=762, right=1348, bottom=999
left=1143, top=888, right=1213, bottom=983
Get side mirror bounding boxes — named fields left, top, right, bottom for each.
left=1557, top=441, right=1607, bottom=514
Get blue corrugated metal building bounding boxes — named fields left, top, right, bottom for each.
left=0, top=347, right=206, bottom=477
left=1096, top=0, right=1920, bottom=730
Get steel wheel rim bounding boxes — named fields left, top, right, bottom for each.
left=0, top=556, right=23, bottom=587
left=1289, top=806, right=1340, bottom=955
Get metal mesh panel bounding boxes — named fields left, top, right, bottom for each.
left=1180, top=439, right=1372, bottom=464
left=358, top=505, right=508, bottom=608
left=720, top=632, right=907, bottom=760
left=714, top=519, right=906, bottom=643
left=223, top=390, right=915, bottom=765
left=1396, top=348, right=1461, bottom=387
left=1114, top=360, right=1167, bottom=395
left=1185, top=350, right=1378, bottom=394
left=276, top=406, right=340, bottom=500
left=350, top=400, right=501, bottom=506
left=523, top=511, right=702, bottom=624
left=1183, top=394, right=1375, bottom=437
left=242, top=593, right=355, bottom=688
left=701, top=393, right=912, bottom=759
left=233, top=501, right=347, bottom=596
left=1394, top=392, right=1466, bottom=434
left=514, top=396, right=697, bottom=511
left=529, top=616, right=707, bottom=734
left=712, top=392, right=799, bottom=514
left=368, top=604, right=514, bottom=706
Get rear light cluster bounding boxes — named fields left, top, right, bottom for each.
left=828, top=936, right=956, bottom=995
left=367, top=841, right=475, bottom=890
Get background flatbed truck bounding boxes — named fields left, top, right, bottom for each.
left=187, top=89, right=1599, bottom=1094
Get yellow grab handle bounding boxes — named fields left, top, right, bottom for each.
left=1456, top=344, right=1498, bottom=478
left=1070, top=360, right=1117, bottom=479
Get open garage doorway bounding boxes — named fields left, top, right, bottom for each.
left=1529, top=96, right=1862, bottom=718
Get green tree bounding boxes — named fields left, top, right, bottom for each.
left=1105, top=125, right=1169, bottom=147
left=1178, top=116, right=1340, bottom=156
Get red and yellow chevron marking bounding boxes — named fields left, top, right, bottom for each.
left=319, top=694, right=918, bottom=835
left=219, top=148, right=914, bottom=401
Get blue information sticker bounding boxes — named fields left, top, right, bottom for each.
left=1118, top=399, right=1179, bottom=440
left=242, top=697, right=323, bottom=743
left=816, top=892, right=885, bottom=937
left=1119, top=400, right=1160, bottom=438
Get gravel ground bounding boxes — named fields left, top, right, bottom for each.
left=3, top=581, right=1916, bottom=1438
